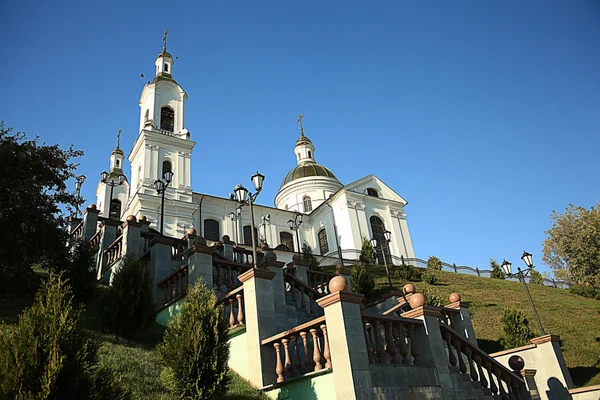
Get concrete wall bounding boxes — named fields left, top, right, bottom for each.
left=228, top=330, right=250, bottom=381
left=264, top=371, right=336, bottom=400
left=155, top=297, right=185, bottom=326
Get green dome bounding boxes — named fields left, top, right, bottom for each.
left=280, top=162, right=340, bottom=189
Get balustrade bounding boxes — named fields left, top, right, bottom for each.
left=306, top=270, right=335, bottom=295
left=233, top=247, right=253, bottom=265
left=89, top=229, right=102, bottom=249
left=104, top=235, right=123, bottom=267
left=284, top=272, right=322, bottom=315
left=71, top=220, right=84, bottom=240
left=262, top=316, right=332, bottom=383
left=171, top=239, right=187, bottom=261
left=213, top=259, right=252, bottom=292
left=158, top=265, right=189, bottom=306
left=440, top=324, right=526, bottom=399
left=362, top=313, right=423, bottom=366
left=216, top=286, right=245, bottom=329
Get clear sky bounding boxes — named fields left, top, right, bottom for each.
left=3, top=1, right=600, bottom=275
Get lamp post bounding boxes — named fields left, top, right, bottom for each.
left=74, top=174, right=86, bottom=218
left=501, top=251, right=546, bottom=335
left=370, top=230, right=393, bottom=289
left=287, top=212, right=303, bottom=253
left=100, top=171, right=126, bottom=220
left=228, top=208, right=241, bottom=244
left=154, top=170, right=174, bottom=236
left=260, top=214, right=271, bottom=244
left=233, top=171, right=265, bottom=269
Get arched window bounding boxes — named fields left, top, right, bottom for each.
left=303, top=196, right=312, bottom=212
left=308, top=150, right=312, bottom=158
left=162, top=160, right=172, bottom=178
left=318, top=229, right=329, bottom=255
left=367, top=188, right=379, bottom=197
left=204, top=219, right=220, bottom=241
left=280, top=231, right=294, bottom=251
left=160, top=106, right=174, bottom=132
left=164, top=63, right=169, bottom=72
left=243, top=225, right=258, bottom=246
left=109, top=199, right=121, bottom=221
left=370, top=215, right=390, bottom=265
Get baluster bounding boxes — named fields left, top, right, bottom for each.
left=364, top=321, right=375, bottom=364
left=510, top=380, right=521, bottom=400
left=464, top=347, right=478, bottom=381
left=177, top=272, right=183, bottom=296
left=300, top=331, right=313, bottom=372
left=229, top=298, right=236, bottom=328
left=485, top=361, right=498, bottom=396
left=182, top=268, right=188, bottom=292
left=407, top=324, right=420, bottom=365
left=453, top=339, right=467, bottom=374
left=396, top=323, right=409, bottom=364
left=495, top=369, right=508, bottom=400
left=291, top=336, right=302, bottom=374
left=274, top=343, right=284, bottom=383
left=373, top=320, right=389, bottom=364
left=236, top=294, right=244, bottom=326
left=385, top=321, right=399, bottom=364
left=226, top=266, right=233, bottom=290
left=443, top=331, right=457, bottom=367
left=282, top=338, right=293, bottom=378
left=473, top=354, right=487, bottom=389
left=216, top=265, right=223, bottom=288
left=162, top=283, right=167, bottom=305
left=300, top=286, right=306, bottom=310
left=310, top=328, right=323, bottom=371
left=320, top=325, right=332, bottom=369
left=506, top=377, right=517, bottom=400
left=309, top=291, right=315, bottom=314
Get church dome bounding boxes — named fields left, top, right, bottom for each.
left=280, top=161, right=340, bottom=189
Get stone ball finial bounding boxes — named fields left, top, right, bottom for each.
left=222, top=235, right=230, bottom=242
left=193, top=236, right=207, bottom=247
left=409, top=293, right=427, bottom=309
left=88, top=203, right=97, bottom=210
left=328, top=276, right=348, bottom=293
left=449, top=293, right=461, bottom=303
left=403, top=283, right=416, bottom=295
left=187, top=227, right=197, bottom=236
left=139, top=215, right=147, bottom=222
left=264, top=251, right=277, bottom=261
left=126, top=215, right=137, bottom=223
left=508, top=355, right=525, bottom=372
left=292, top=253, right=302, bottom=262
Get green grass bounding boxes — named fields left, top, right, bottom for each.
left=347, top=264, right=600, bottom=387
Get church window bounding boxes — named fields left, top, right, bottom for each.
left=318, top=229, right=329, bottom=255
left=370, top=216, right=391, bottom=265
left=160, top=106, right=175, bottom=132
left=109, top=199, right=121, bottom=221
left=280, top=231, right=294, bottom=251
left=204, top=219, right=220, bottom=241
left=303, top=196, right=312, bottom=212
left=162, top=160, right=172, bottom=178
left=116, top=159, right=120, bottom=168
left=297, top=153, right=300, bottom=161
left=308, top=150, right=312, bottom=158
left=367, top=188, right=379, bottom=197
left=243, top=225, right=258, bottom=246
left=164, top=63, right=169, bottom=72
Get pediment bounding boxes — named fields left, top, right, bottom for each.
left=343, top=175, right=408, bottom=205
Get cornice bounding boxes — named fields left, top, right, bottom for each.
left=316, top=291, right=364, bottom=308
left=239, top=268, right=276, bottom=282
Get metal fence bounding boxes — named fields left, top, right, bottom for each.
left=317, top=250, right=570, bottom=289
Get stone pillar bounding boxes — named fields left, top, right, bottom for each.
left=403, top=296, right=458, bottom=400
left=521, top=369, right=540, bottom=400
left=185, top=236, right=214, bottom=288
left=446, top=293, right=477, bottom=346
left=260, top=252, right=287, bottom=333
left=82, top=204, right=100, bottom=242
left=68, top=217, right=82, bottom=235
left=239, top=268, right=278, bottom=388
left=530, top=334, right=574, bottom=390
left=149, top=237, right=177, bottom=307
left=121, top=216, right=143, bottom=260
left=316, top=277, right=373, bottom=400
left=96, top=219, right=119, bottom=281
left=289, top=255, right=309, bottom=284
left=222, top=235, right=234, bottom=260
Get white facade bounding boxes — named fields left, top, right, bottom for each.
left=95, top=39, right=415, bottom=263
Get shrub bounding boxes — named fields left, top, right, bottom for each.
left=569, top=285, right=600, bottom=300
left=426, top=256, right=442, bottom=271
left=423, top=272, right=438, bottom=285
left=157, top=279, right=230, bottom=399
left=359, top=237, right=376, bottom=265
left=0, top=274, right=113, bottom=399
left=350, top=264, right=375, bottom=296
left=490, top=258, right=505, bottom=279
left=529, top=269, right=544, bottom=285
left=421, top=287, right=444, bottom=307
left=500, top=307, right=534, bottom=349
left=102, top=257, right=154, bottom=337
left=302, top=241, right=319, bottom=270
left=394, top=264, right=418, bottom=281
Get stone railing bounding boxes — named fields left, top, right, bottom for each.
left=216, top=286, right=245, bottom=329
left=141, top=231, right=160, bottom=253
left=233, top=247, right=254, bottom=265
left=104, top=235, right=123, bottom=267
left=171, top=238, right=187, bottom=261
left=71, top=220, right=84, bottom=240
left=89, top=229, right=102, bottom=250
left=440, top=324, right=527, bottom=399
left=283, top=272, right=323, bottom=315
left=262, top=316, right=332, bottom=383
left=361, top=312, right=424, bottom=365
left=158, top=264, right=188, bottom=306
left=214, top=258, right=252, bottom=293
left=306, top=270, right=335, bottom=296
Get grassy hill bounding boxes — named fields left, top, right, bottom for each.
left=357, top=265, right=600, bottom=387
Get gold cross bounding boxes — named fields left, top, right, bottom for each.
left=117, top=129, right=121, bottom=148
left=162, top=30, right=169, bottom=52
left=296, top=114, right=305, bottom=136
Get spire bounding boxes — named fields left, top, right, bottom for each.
left=162, top=29, right=169, bottom=53
left=116, top=129, right=121, bottom=149
left=296, top=114, right=305, bottom=137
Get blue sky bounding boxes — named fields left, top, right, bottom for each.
left=4, top=1, right=600, bottom=275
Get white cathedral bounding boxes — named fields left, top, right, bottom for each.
left=95, top=37, right=415, bottom=264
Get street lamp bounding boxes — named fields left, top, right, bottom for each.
left=229, top=208, right=241, bottom=244
left=74, top=174, right=86, bottom=218
left=501, top=251, right=546, bottom=335
left=100, top=170, right=126, bottom=220
left=287, top=212, right=303, bottom=253
left=260, top=214, right=271, bottom=244
left=154, top=170, right=174, bottom=236
left=370, top=229, right=393, bottom=289
left=233, top=171, right=265, bottom=268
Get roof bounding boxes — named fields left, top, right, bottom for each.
left=280, top=161, right=340, bottom=189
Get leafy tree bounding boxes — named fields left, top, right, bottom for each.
left=157, top=279, right=230, bottom=399
left=102, top=257, right=155, bottom=337
left=529, top=269, right=544, bottom=285
left=350, top=264, right=375, bottom=296
left=543, top=204, right=600, bottom=288
left=500, top=307, right=534, bottom=349
left=426, top=256, right=442, bottom=271
left=490, top=258, right=505, bottom=279
left=0, top=123, right=82, bottom=295
left=59, top=240, right=98, bottom=301
left=301, top=241, right=319, bottom=270
left=359, top=237, right=376, bottom=265
left=421, top=287, right=444, bottom=307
